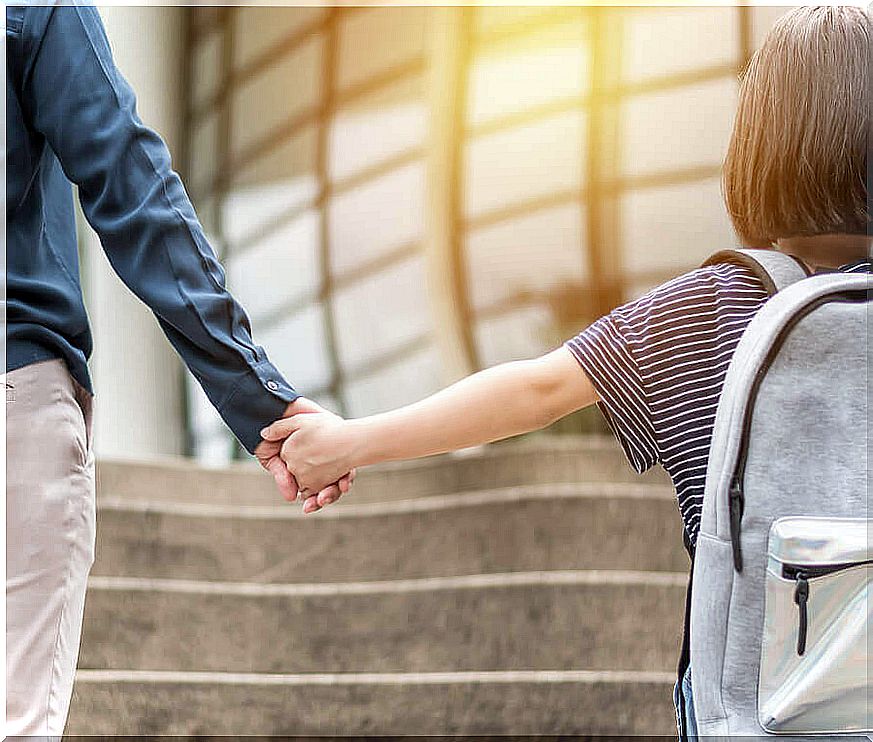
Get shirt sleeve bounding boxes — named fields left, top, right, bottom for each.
left=20, top=4, right=298, bottom=453
left=564, top=264, right=771, bottom=474
left=565, top=313, right=658, bottom=474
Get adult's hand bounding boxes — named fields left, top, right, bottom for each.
left=254, top=397, right=354, bottom=510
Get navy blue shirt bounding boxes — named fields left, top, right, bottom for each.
left=5, top=3, right=298, bottom=453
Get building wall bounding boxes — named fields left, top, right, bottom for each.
left=80, top=6, right=187, bottom=459
left=182, top=6, right=796, bottom=463
left=79, top=7, right=797, bottom=463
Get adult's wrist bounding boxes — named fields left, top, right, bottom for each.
left=218, top=364, right=298, bottom=454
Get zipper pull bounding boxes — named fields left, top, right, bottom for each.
left=793, top=572, right=809, bottom=656
left=729, top=478, right=744, bottom=572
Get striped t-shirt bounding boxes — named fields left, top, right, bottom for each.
left=565, top=257, right=872, bottom=550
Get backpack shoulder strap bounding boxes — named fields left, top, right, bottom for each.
left=702, top=248, right=812, bottom=296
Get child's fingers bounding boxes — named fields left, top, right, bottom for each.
left=302, top=495, right=322, bottom=514
left=337, top=468, right=356, bottom=494
left=317, top=483, right=341, bottom=507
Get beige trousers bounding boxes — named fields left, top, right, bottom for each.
left=6, top=359, right=96, bottom=738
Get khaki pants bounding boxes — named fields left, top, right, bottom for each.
left=6, top=359, right=96, bottom=738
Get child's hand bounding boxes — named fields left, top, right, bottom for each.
left=261, top=411, right=361, bottom=504
left=257, top=398, right=355, bottom=511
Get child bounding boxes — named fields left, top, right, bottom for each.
left=262, top=6, right=870, bottom=736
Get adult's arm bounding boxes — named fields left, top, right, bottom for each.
left=19, top=3, right=293, bottom=453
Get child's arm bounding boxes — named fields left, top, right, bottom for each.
left=261, top=346, right=597, bottom=497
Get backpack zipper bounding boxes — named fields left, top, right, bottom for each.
left=781, top=560, right=872, bottom=656
left=792, top=572, right=809, bottom=656
left=728, top=478, right=744, bottom=571
left=728, top=289, right=870, bottom=573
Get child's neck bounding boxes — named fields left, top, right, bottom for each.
left=775, top=234, right=872, bottom=270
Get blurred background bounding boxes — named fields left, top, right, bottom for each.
left=80, top=5, right=794, bottom=463
left=68, top=6, right=811, bottom=735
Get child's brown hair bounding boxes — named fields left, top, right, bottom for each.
left=723, top=6, right=869, bottom=247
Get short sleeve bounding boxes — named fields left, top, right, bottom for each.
left=565, top=314, right=658, bottom=473
left=564, top=264, right=771, bottom=475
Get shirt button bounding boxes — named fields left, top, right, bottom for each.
left=266, top=380, right=279, bottom=391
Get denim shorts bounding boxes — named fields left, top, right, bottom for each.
left=673, top=664, right=697, bottom=740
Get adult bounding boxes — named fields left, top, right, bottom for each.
left=5, top=4, right=349, bottom=735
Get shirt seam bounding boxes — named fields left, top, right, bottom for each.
left=72, top=4, right=122, bottom=106
left=605, top=315, right=660, bottom=462
left=564, top=333, right=655, bottom=474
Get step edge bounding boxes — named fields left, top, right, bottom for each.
left=87, top=569, right=688, bottom=597
left=74, top=668, right=676, bottom=686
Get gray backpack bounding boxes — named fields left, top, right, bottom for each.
left=687, top=249, right=871, bottom=737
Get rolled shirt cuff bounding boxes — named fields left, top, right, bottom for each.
left=218, top=361, right=300, bottom=454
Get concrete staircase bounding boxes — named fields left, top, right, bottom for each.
left=67, top=437, right=689, bottom=735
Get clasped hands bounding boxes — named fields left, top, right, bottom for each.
left=253, top=398, right=357, bottom=513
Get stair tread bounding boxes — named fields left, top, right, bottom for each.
left=96, top=437, right=670, bottom=506
left=68, top=670, right=679, bottom=735
left=97, top=481, right=675, bottom=516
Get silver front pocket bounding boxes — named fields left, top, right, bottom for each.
left=758, top=517, right=872, bottom=734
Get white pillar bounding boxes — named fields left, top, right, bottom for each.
left=81, top=6, right=187, bottom=459
left=423, top=7, right=475, bottom=385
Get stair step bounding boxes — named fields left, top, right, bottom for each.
left=93, top=482, right=687, bottom=582
left=96, top=437, right=669, bottom=507
left=78, top=439, right=685, bottom=736
left=79, top=571, right=685, bottom=675
left=68, top=668, right=678, bottom=735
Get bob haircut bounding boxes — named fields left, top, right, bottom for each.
left=723, top=6, right=870, bottom=247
